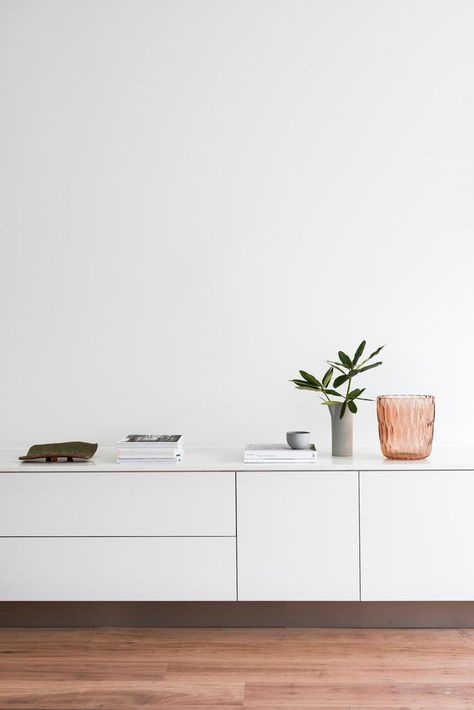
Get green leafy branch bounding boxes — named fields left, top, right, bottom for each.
left=290, top=340, right=384, bottom=418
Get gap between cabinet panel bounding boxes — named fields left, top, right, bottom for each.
left=358, top=470, right=361, bottom=601
left=234, top=471, right=239, bottom=601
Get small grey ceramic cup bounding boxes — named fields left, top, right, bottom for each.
left=286, top=431, right=310, bottom=450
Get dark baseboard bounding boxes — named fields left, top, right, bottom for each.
left=2, top=601, right=474, bottom=627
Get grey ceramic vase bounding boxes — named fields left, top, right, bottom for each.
left=329, top=403, right=353, bottom=457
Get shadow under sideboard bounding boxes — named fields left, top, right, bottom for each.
left=2, top=602, right=474, bottom=627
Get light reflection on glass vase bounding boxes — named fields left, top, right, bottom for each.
left=377, top=395, right=435, bottom=460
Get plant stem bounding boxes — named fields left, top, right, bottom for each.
left=345, top=374, right=352, bottom=409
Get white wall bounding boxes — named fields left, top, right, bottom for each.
left=1, top=0, right=473, bottom=449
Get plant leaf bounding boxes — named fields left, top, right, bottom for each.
left=322, top=367, right=333, bottom=388
left=339, top=401, right=347, bottom=419
left=338, top=351, right=353, bottom=368
left=356, top=361, right=383, bottom=374
left=367, top=345, right=385, bottom=360
left=299, top=370, right=321, bottom=387
left=323, top=389, right=344, bottom=397
left=347, top=387, right=366, bottom=400
left=321, top=400, right=340, bottom=406
left=353, top=340, right=366, bottom=365
left=292, top=382, right=320, bottom=391
left=348, top=400, right=358, bottom=414
left=327, top=361, right=347, bottom=374
left=333, top=374, right=350, bottom=388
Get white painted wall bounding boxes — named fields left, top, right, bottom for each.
left=0, top=0, right=473, bottom=449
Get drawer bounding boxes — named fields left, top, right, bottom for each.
left=0, top=472, right=235, bottom=536
left=0, top=537, right=236, bottom=600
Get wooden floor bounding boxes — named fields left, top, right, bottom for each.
left=1, top=628, right=474, bottom=709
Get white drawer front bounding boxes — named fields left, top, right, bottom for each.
left=237, top=471, right=359, bottom=601
left=0, top=472, right=235, bottom=536
left=0, top=537, right=236, bottom=601
left=361, top=471, right=474, bottom=601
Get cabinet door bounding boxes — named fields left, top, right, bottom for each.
left=360, top=471, right=474, bottom=600
left=237, top=471, right=359, bottom=600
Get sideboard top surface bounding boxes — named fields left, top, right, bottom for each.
left=0, top=446, right=473, bottom=473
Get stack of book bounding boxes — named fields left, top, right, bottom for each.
left=244, top=443, right=317, bottom=464
left=117, top=435, right=183, bottom=465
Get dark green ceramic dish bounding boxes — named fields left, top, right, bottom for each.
left=19, top=441, right=98, bottom=462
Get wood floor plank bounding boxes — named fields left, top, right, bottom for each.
left=244, top=682, right=474, bottom=707
left=0, top=657, right=168, bottom=681
left=0, top=629, right=97, bottom=659
left=165, top=657, right=474, bottom=683
left=81, top=628, right=473, bottom=664
left=245, top=707, right=471, bottom=710
left=0, top=681, right=244, bottom=708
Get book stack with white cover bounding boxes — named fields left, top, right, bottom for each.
left=117, top=435, right=183, bottom=465
left=244, top=443, right=317, bottom=464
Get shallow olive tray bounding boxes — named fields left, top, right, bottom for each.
left=19, top=441, right=98, bottom=462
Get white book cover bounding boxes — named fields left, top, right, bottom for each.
left=117, top=434, right=183, bottom=447
left=245, top=444, right=317, bottom=458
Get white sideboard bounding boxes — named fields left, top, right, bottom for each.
left=0, top=447, right=473, bottom=602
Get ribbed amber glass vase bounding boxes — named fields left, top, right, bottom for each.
left=377, top=395, right=435, bottom=460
